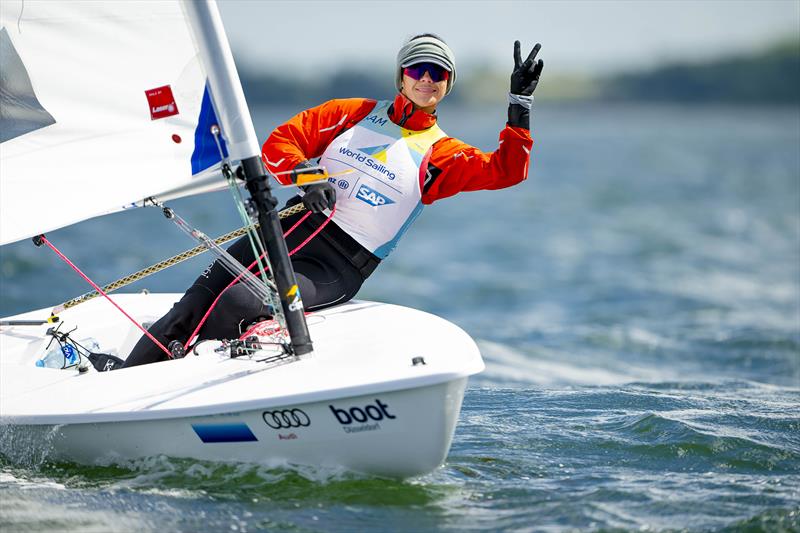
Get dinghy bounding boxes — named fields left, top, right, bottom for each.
left=0, top=0, right=483, bottom=477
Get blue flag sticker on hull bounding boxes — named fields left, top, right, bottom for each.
left=356, top=185, right=395, bottom=207
left=192, top=423, right=258, bottom=443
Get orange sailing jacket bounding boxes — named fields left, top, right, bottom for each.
left=262, top=93, right=533, bottom=205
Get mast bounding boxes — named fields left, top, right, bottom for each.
left=182, top=0, right=312, bottom=355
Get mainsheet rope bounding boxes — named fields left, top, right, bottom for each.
left=36, top=235, right=174, bottom=359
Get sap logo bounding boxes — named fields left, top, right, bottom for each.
left=364, top=114, right=388, bottom=127
left=329, top=399, right=396, bottom=425
left=356, top=185, right=394, bottom=207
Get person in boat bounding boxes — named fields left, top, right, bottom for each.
left=123, top=33, right=543, bottom=367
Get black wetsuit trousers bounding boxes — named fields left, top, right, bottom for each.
left=123, top=210, right=369, bottom=367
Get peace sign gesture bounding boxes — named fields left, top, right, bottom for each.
left=510, top=41, right=544, bottom=96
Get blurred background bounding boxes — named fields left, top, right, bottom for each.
left=1, top=2, right=799, bottom=531
left=219, top=0, right=799, bottom=107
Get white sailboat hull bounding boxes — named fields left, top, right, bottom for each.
left=0, top=294, right=483, bottom=477
left=8, top=379, right=466, bottom=477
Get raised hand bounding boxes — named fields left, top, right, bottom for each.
left=511, top=41, right=544, bottom=96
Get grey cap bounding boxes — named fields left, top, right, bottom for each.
left=396, top=34, right=457, bottom=95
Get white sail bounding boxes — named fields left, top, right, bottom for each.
left=0, top=0, right=251, bottom=246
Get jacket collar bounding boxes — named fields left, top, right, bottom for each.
left=388, top=93, right=438, bottom=130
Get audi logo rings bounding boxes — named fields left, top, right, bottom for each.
left=262, top=409, right=310, bottom=429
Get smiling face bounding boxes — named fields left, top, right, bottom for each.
left=401, top=70, right=448, bottom=113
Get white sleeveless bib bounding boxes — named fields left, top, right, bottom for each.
left=316, top=100, right=446, bottom=258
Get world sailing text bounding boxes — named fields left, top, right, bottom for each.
left=338, top=147, right=396, bottom=180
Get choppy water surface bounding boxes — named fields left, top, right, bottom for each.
left=1, top=104, right=799, bottom=532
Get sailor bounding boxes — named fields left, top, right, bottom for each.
left=123, top=33, right=543, bottom=367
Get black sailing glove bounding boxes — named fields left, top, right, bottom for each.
left=302, top=182, right=336, bottom=213
left=293, top=160, right=335, bottom=213
left=508, top=41, right=544, bottom=130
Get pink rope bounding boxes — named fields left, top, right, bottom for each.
left=287, top=208, right=335, bottom=257
left=184, top=207, right=335, bottom=349
left=39, top=236, right=173, bottom=359
left=283, top=208, right=310, bottom=238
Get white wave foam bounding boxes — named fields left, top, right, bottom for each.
left=476, top=339, right=680, bottom=386
left=0, top=471, right=65, bottom=490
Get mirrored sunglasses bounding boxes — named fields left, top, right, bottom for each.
left=403, top=62, right=450, bottom=82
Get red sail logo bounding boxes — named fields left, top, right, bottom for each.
left=145, top=85, right=179, bottom=120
